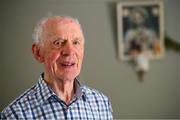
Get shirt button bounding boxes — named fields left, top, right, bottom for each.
left=65, top=107, right=68, bottom=112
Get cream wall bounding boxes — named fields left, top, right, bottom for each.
left=0, top=0, right=180, bottom=119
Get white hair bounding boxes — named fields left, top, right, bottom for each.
left=32, top=16, right=84, bottom=46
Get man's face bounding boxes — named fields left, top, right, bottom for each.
left=39, top=18, right=84, bottom=82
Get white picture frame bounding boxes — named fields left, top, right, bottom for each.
left=117, top=0, right=165, bottom=61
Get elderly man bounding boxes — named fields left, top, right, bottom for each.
left=1, top=16, right=113, bottom=119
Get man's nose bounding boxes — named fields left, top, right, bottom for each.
left=61, top=43, right=75, bottom=56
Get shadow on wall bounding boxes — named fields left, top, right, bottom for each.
left=106, top=1, right=118, bottom=58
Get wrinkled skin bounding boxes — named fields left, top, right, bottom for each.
left=32, top=17, right=84, bottom=84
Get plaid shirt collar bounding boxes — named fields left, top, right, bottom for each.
left=35, top=74, right=86, bottom=105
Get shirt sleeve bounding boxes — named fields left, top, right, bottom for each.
left=107, top=98, right=113, bottom=120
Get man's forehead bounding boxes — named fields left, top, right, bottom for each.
left=41, top=17, right=84, bottom=41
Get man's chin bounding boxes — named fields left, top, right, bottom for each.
left=56, top=74, right=77, bottom=82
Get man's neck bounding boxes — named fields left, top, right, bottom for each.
left=44, top=75, right=75, bottom=105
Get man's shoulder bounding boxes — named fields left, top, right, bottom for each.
left=80, top=85, right=113, bottom=117
left=1, top=83, right=38, bottom=117
left=81, top=85, right=109, bottom=101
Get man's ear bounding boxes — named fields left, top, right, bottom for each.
left=32, top=43, right=44, bottom=63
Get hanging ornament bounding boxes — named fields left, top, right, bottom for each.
left=134, top=53, right=149, bottom=80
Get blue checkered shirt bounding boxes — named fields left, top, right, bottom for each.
left=1, top=74, right=113, bottom=119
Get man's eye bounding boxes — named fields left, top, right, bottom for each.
left=53, top=40, right=65, bottom=46
left=73, top=40, right=80, bottom=45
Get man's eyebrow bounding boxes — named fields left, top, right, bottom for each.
left=73, top=37, right=82, bottom=41
left=54, top=37, right=66, bottom=41
left=53, top=37, right=82, bottom=41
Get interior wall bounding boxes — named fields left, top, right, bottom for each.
left=0, top=0, right=180, bottom=119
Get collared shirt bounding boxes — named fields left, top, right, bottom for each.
left=1, top=74, right=113, bottom=119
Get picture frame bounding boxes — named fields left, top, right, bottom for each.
left=117, top=0, right=165, bottom=61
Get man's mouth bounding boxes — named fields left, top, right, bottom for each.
left=60, top=62, right=76, bottom=67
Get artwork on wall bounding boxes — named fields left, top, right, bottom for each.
left=117, top=0, right=165, bottom=80
left=117, top=0, right=165, bottom=61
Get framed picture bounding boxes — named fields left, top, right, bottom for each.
left=117, top=0, right=165, bottom=61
